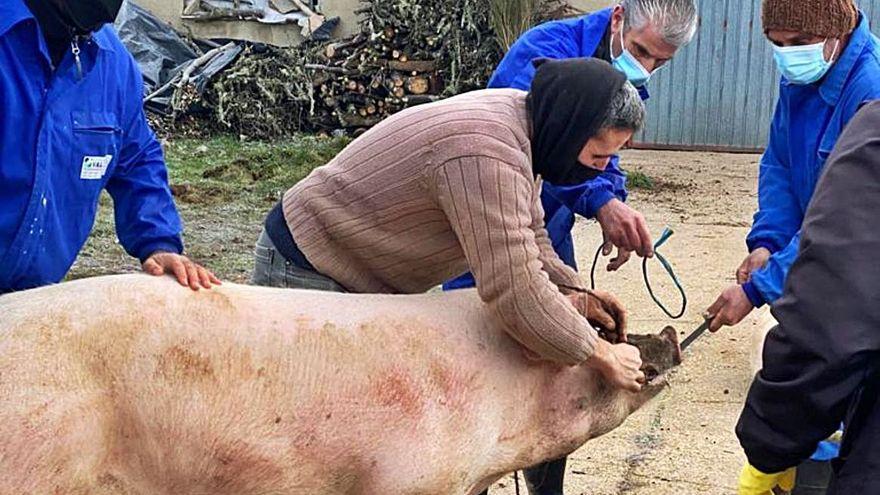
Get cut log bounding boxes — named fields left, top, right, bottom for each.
left=304, top=64, right=357, bottom=76
left=378, top=59, right=437, bottom=73
left=405, top=76, right=430, bottom=95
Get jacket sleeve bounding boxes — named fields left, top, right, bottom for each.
left=530, top=184, right=587, bottom=290
left=434, top=157, right=597, bottom=365
left=736, top=101, right=880, bottom=474
left=743, top=231, right=800, bottom=306
left=541, top=155, right=629, bottom=219
left=488, top=20, right=580, bottom=91
left=746, top=99, right=802, bottom=254
left=106, top=56, right=184, bottom=262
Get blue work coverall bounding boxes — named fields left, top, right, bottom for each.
left=0, top=0, right=183, bottom=292
left=743, top=14, right=880, bottom=310
left=742, top=13, right=880, bottom=461
left=443, top=8, right=644, bottom=290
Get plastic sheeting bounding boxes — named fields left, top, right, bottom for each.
left=115, top=1, right=243, bottom=114
left=183, top=0, right=314, bottom=24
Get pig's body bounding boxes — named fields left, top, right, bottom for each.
left=0, top=275, right=667, bottom=495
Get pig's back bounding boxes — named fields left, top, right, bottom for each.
left=0, top=274, right=514, bottom=391
left=0, top=275, right=544, bottom=494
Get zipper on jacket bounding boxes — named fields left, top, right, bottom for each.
left=71, top=37, right=82, bottom=81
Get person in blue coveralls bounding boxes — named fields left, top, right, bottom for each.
left=446, top=0, right=699, bottom=298
left=0, top=0, right=220, bottom=294
left=704, top=0, right=880, bottom=493
left=449, top=1, right=700, bottom=494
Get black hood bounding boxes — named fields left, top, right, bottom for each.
left=48, top=0, right=123, bottom=35
left=527, top=58, right=627, bottom=186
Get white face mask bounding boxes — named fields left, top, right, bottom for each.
left=772, top=39, right=840, bottom=85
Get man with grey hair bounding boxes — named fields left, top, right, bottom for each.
left=444, top=2, right=697, bottom=494
left=445, top=0, right=698, bottom=286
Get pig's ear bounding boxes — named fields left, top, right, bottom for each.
left=660, top=326, right=678, bottom=344
left=660, top=326, right=682, bottom=366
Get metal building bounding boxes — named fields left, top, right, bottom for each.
left=636, top=0, right=880, bottom=152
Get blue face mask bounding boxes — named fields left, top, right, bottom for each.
left=611, top=21, right=652, bottom=87
left=772, top=39, right=840, bottom=85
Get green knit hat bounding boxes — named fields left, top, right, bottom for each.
left=763, top=0, right=858, bottom=38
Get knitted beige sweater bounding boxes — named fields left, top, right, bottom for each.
left=283, top=88, right=597, bottom=364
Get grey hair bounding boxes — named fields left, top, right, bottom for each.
left=621, top=0, right=699, bottom=47
left=600, top=82, right=646, bottom=133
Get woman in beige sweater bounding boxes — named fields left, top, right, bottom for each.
left=254, top=58, right=647, bottom=391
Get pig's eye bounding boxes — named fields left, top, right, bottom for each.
left=643, top=365, right=660, bottom=382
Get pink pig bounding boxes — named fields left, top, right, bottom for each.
left=0, top=274, right=680, bottom=494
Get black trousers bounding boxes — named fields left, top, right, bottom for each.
left=480, top=456, right=567, bottom=495
left=793, top=459, right=834, bottom=495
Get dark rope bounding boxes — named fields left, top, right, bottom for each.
left=590, top=227, right=687, bottom=319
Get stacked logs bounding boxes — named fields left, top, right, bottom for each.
left=203, top=0, right=574, bottom=138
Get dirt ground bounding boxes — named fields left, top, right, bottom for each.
left=488, top=149, right=769, bottom=495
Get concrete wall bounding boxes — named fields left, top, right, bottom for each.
left=570, top=0, right=614, bottom=12
left=135, top=0, right=361, bottom=47
left=134, top=0, right=613, bottom=47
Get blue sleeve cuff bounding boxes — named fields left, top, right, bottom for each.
left=136, top=239, right=184, bottom=264
left=742, top=281, right=766, bottom=308
left=581, top=189, right=618, bottom=218
left=748, top=240, right=778, bottom=255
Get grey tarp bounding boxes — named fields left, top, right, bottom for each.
left=115, top=0, right=243, bottom=114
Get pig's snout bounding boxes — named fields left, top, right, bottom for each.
left=628, top=326, right=683, bottom=386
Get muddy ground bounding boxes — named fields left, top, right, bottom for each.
left=69, top=146, right=767, bottom=495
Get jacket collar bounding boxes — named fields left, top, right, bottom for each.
left=0, top=0, right=34, bottom=38
left=819, top=12, right=872, bottom=106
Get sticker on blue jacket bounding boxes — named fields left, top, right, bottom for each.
left=80, top=155, right=113, bottom=180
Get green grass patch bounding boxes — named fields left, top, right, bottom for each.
left=163, top=135, right=350, bottom=205
left=627, top=170, right=655, bottom=190
left=69, top=135, right=349, bottom=283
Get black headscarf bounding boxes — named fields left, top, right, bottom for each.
left=57, top=0, right=124, bottom=34
left=527, top=58, right=627, bottom=186
left=24, top=0, right=123, bottom=65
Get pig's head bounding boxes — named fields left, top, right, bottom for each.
left=546, top=326, right=683, bottom=451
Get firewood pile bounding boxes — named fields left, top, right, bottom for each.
left=200, top=0, right=574, bottom=138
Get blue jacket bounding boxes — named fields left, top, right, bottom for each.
left=443, top=9, right=638, bottom=290
left=742, top=13, right=880, bottom=308
left=0, top=0, right=183, bottom=292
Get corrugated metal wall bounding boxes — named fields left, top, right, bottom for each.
left=636, top=0, right=880, bottom=151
